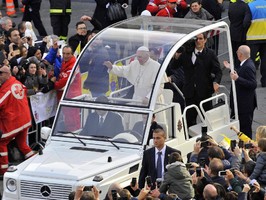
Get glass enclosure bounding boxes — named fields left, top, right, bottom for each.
left=64, top=17, right=221, bottom=108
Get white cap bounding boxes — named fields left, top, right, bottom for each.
left=141, top=10, right=152, bottom=16
left=137, top=46, right=149, bottom=52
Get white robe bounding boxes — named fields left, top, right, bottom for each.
left=110, top=58, right=160, bottom=101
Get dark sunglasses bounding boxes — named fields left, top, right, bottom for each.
left=0, top=71, right=7, bottom=74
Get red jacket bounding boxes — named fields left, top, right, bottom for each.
left=54, top=55, right=81, bottom=101
left=156, top=5, right=176, bottom=17
left=0, top=76, right=31, bottom=138
left=146, top=0, right=167, bottom=15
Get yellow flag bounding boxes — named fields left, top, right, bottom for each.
left=74, top=41, right=81, bottom=57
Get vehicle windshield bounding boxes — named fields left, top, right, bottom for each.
left=53, top=105, right=149, bottom=145
left=64, top=17, right=221, bottom=108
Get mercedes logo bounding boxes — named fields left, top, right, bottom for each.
left=40, top=185, right=51, bottom=197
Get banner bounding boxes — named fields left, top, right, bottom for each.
left=30, top=91, right=58, bottom=123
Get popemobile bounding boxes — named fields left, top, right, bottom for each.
left=3, top=16, right=239, bottom=200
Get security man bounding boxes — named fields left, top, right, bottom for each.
left=49, top=0, right=71, bottom=41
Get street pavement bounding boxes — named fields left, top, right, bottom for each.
left=1, top=0, right=266, bottom=196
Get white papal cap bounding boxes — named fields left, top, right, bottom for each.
left=141, top=10, right=152, bottom=16
left=137, top=46, right=149, bottom=52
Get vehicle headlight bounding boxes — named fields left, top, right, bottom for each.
left=6, top=178, right=17, bottom=192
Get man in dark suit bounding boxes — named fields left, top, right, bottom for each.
left=80, top=96, right=124, bottom=138
left=224, top=45, right=257, bottom=139
left=228, top=0, right=250, bottom=69
left=169, top=33, right=222, bottom=127
left=138, top=128, right=181, bottom=189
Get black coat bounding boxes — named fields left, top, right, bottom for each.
left=201, top=0, right=223, bottom=20
left=169, top=47, right=222, bottom=100
left=230, top=58, right=257, bottom=114
left=138, top=146, right=181, bottom=189
left=80, top=111, right=124, bottom=138
left=93, top=0, right=128, bottom=29
left=228, top=0, right=250, bottom=42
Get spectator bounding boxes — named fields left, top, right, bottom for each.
left=228, top=0, right=250, bottom=68
left=22, top=0, right=48, bottom=37
left=49, top=0, right=71, bottom=41
left=104, top=182, right=123, bottom=200
left=82, top=37, right=110, bottom=96
left=131, top=0, right=149, bottom=17
left=138, top=128, right=181, bottom=189
left=245, top=0, right=266, bottom=87
left=223, top=45, right=257, bottom=139
left=203, top=184, right=218, bottom=200
left=68, top=18, right=102, bottom=53
left=207, top=158, right=227, bottom=189
left=184, top=0, right=213, bottom=20
left=22, top=62, right=48, bottom=96
left=159, top=152, right=194, bottom=200
left=156, top=0, right=177, bottom=17
left=0, top=16, right=13, bottom=37
left=0, top=65, right=34, bottom=176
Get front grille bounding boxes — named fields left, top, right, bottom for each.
left=20, top=180, right=72, bottom=200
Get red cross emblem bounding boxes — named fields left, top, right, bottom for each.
left=11, top=84, right=24, bottom=99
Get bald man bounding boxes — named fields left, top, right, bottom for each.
left=0, top=65, right=34, bottom=175
left=224, top=45, right=257, bottom=139
left=203, top=184, right=218, bottom=200
left=104, top=46, right=161, bottom=102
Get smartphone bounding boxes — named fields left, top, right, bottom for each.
left=218, top=171, right=227, bottom=176
left=245, top=143, right=253, bottom=149
left=201, top=126, right=208, bottom=135
left=230, top=140, right=237, bottom=151
left=199, top=157, right=206, bottom=168
left=131, top=177, right=137, bottom=187
left=83, top=186, right=93, bottom=191
left=238, top=140, right=244, bottom=148
left=185, top=163, right=193, bottom=169
left=145, top=176, right=152, bottom=187
left=156, top=178, right=162, bottom=188
left=111, top=190, right=118, bottom=200
left=196, top=167, right=201, bottom=177
left=200, top=141, right=210, bottom=148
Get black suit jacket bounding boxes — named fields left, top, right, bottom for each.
left=169, top=47, right=222, bottom=100
left=80, top=111, right=124, bottom=138
left=230, top=58, right=257, bottom=114
left=138, top=146, right=181, bottom=189
left=228, top=0, right=250, bottom=42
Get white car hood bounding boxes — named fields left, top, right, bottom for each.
left=21, top=143, right=140, bottom=180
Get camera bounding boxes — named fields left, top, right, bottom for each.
left=145, top=176, right=152, bottom=188
left=199, top=157, right=206, bottom=167
left=200, top=141, right=210, bottom=148
left=131, top=177, right=136, bottom=187
left=196, top=167, right=201, bottom=177
left=230, top=140, right=237, bottom=151
left=156, top=178, right=162, bottom=188
left=185, top=163, right=193, bottom=169
left=238, top=140, right=244, bottom=148
left=83, top=186, right=93, bottom=191
left=111, top=190, right=118, bottom=200
left=183, top=38, right=196, bottom=53
left=244, top=143, right=254, bottom=149
left=218, top=171, right=227, bottom=176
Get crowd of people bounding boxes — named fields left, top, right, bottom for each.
left=69, top=126, right=266, bottom=200
left=0, top=0, right=266, bottom=199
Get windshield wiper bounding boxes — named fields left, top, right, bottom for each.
left=90, top=135, right=120, bottom=150
left=57, top=131, right=86, bottom=146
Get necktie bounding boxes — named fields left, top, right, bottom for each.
left=157, top=151, right=162, bottom=178
left=99, top=117, right=104, bottom=127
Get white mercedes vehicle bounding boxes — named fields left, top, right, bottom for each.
left=3, top=17, right=239, bottom=200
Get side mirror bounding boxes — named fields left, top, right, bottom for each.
left=41, top=127, right=52, bottom=141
